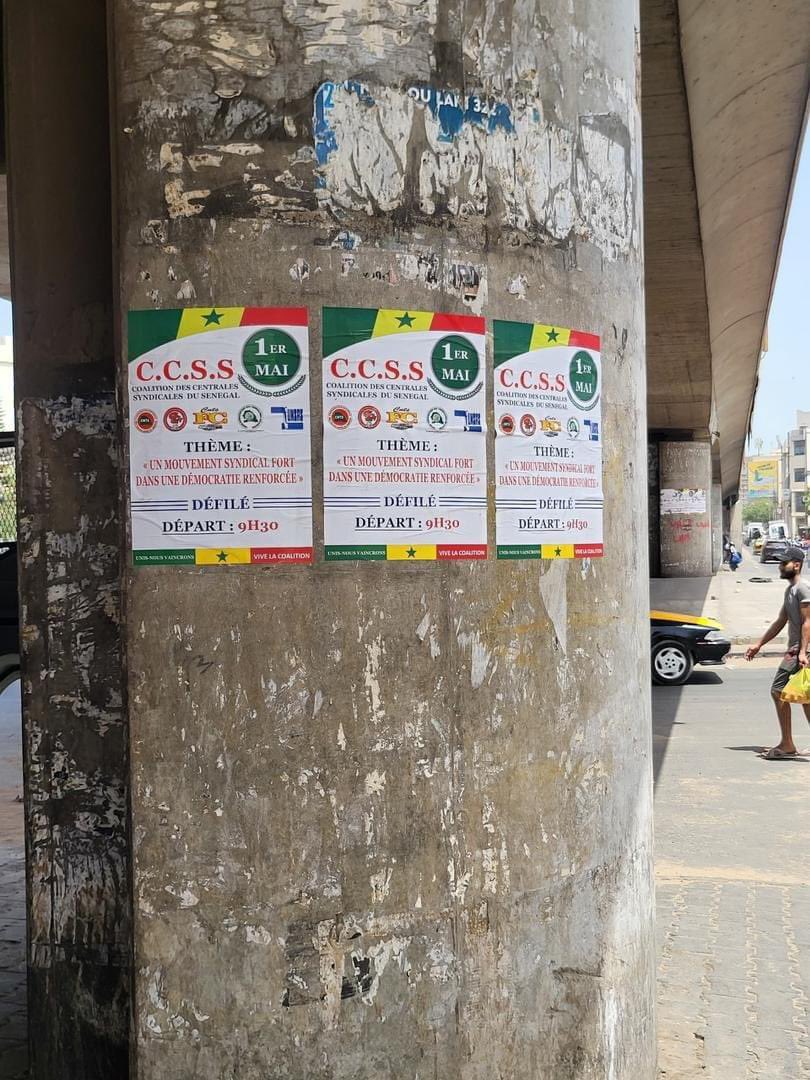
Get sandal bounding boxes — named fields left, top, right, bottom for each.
left=760, top=747, right=800, bottom=760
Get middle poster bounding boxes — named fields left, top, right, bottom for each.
left=322, top=307, right=487, bottom=561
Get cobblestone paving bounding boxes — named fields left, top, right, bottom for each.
left=657, top=876, right=810, bottom=1078
left=0, top=847, right=26, bottom=1080
left=655, top=665, right=810, bottom=1079
left=0, top=679, right=25, bottom=1080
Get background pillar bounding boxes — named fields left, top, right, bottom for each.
left=659, top=441, right=713, bottom=577
left=5, top=2, right=130, bottom=1076
left=730, top=498, right=743, bottom=546
left=711, top=481, right=723, bottom=572
left=112, top=1, right=656, bottom=1076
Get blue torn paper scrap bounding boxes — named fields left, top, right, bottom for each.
left=313, top=81, right=515, bottom=175
left=406, top=85, right=514, bottom=142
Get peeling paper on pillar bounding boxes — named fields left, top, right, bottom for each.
left=493, top=319, right=604, bottom=559
left=312, top=82, right=633, bottom=259
left=660, top=488, right=706, bottom=514
left=127, top=307, right=313, bottom=566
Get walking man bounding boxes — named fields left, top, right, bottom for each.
left=745, top=546, right=810, bottom=759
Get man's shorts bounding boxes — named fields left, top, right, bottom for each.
left=772, top=659, right=800, bottom=694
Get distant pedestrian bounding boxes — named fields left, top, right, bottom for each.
left=745, top=546, right=810, bottom=759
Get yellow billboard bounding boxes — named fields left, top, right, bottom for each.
left=747, top=457, right=779, bottom=497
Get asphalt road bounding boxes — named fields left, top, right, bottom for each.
left=735, top=547, right=784, bottom=578
left=655, top=662, right=810, bottom=1078
left=654, top=662, right=810, bottom=873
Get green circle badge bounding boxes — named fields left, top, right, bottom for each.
left=242, top=329, right=301, bottom=387
left=430, top=335, right=479, bottom=392
left=569, top=350, right=598, bottom=406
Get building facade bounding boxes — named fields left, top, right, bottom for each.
left=784, top=411, right=810, bottom=537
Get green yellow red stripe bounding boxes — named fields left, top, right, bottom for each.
left=494, top=319, right=600, bottom=365
left=128, top=306, right=307, bottom=361
left=371, top=309, right=485, bottom=337
left=325, top=544, right=487, bottom=561
left=133, top=546, right=313, bottom=567
left=323, top=307, right=485, bottom=355
left=497, top=544, right=604, bottom=560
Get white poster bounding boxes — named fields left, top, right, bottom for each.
left=660, top=488, right=707, bottom=515
left=494, top=319, right=603, bottom=559
left=128, top=306, right=312, bottom=566
left=322, top=307, right=487, bottom=561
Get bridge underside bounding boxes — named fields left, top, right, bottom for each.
left=644, top=0, right=808, bottom=498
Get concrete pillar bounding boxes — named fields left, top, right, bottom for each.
left=659, top=441, right=713, bottom=577
left=730, top=497, right=743, bottom=547
left=711, top=482, right=723, bottom=572
left=648, top=441, right=662, bottom=577
left=6, top=2, right=130, bottom=1076
left=111, top=2, right=655, bottom=1077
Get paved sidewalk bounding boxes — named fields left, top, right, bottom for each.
left=651, top=559, right=790, bottom=650
left=655, top=664, right=810, bottom=1078
left=0, top=682, right=25, bottom=1080
left=0, top=848, right=25, bottom=1080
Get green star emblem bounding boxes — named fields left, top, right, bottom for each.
left=554, top=547, right=562, bottom=557
left=406, top=547, right=417, bottom=558
left=546, top=328, right=559, bottom=343
left=203, top=309, right=224, bottom=326
left=216, top=550, right=228, bottom=562
left=397, top=312, right=416, bottom=327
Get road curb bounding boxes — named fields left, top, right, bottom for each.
left=728, top=648, right=785, bottom=657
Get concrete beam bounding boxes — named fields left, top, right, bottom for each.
left=643, top=0, right=714, bottom=437
left=679, top=0, right=810, bottom=496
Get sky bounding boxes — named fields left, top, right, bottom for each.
left=748, top=137, right=809, bottom=452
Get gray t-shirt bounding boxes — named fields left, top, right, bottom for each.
left=783, top=577, right=810, bottom=651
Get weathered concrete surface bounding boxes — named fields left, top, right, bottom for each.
left=659, top=442, right=712, bottom=578
left=112, top=1, right=655, bottom=1077
left=6, top=2, right=130, bottom=1076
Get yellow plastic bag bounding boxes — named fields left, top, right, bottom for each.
left=781, top=667, right=810, bottom=705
